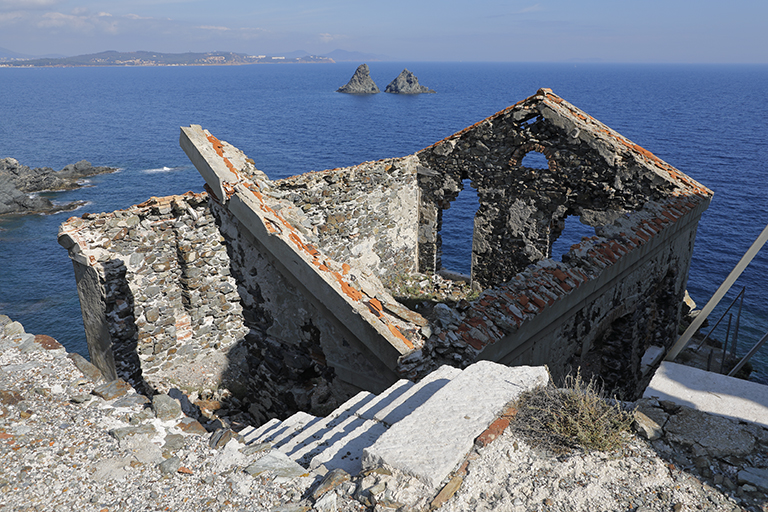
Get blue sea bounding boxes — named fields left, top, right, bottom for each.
left=1, top=62, right=767, bottom=383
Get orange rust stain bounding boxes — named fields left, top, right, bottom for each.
left=388, top=324, right=414, bottom=349
left=206, top=133, right=240, bottom=178
left=369, top=298, right=383, bottom=312
left=288, top=232, right=305, bottom=251
left=332, top=271, right=363, bottom=301
left=341, top=263, right=351, bottom=275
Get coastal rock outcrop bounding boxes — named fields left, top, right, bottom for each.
left=0, top=157, right=116, bottom=215
left=385, top=69, right=435, bottom=94
left=337, top=63, right=380, bottom=94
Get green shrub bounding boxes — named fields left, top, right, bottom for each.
left=511, top=370, right=634, bottom=453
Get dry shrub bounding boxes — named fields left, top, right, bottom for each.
left=511, top=371, right=634, bottom=453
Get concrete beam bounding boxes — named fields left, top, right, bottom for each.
left=180, top=125, right=411, bottom=378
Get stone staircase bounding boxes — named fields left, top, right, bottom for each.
left=239, top=361, right=548, bottom=490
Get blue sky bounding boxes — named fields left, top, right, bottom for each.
left=0, top=0, right=766, bottom=62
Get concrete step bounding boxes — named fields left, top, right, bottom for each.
left=286, top=366, right=462, bottom=474
left=644, top=361, right=768, bottom=429
left=362, top=362, right=549, bottom=490
left=241, top=411, right=319, bottom=447
left=236, top=362, right=537, bottom=482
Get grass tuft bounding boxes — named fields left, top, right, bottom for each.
left=511, top=370, right=634, bottom=453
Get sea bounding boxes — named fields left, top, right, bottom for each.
left=1, top=62, right=767, bottom=383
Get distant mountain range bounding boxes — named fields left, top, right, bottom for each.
left=0, top=46, right=65, bottom=61
left=0, top=49, right=390, bottom=67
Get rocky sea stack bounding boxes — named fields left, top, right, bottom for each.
left=336, top=63, right=380, bottom=94
left=385, top=69, right=435, bottom=94
left=0, top=157, right=117, bottom=216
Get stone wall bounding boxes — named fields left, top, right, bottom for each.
left=61, top=88, right=714, bottom=423
left=416, top=89, right=696, bottom=289
left=274, top=156, right=419, bottom=286
left=58, top=193, right=247, bottom=395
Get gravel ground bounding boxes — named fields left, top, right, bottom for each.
left=436, top=430, right=752, bottom=512
left=1, top=314, right=765, bottom=512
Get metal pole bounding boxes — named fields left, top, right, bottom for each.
left=666, top=222, right=768, bottom=361
left=731, top=287, right=745, bottom=359
left=728, top=330, right=768, bottom=377
left=719, top=313, right=732, bottom=374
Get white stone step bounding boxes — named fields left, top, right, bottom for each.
left=277, top=391, right=377, bottom=457
left=271, top=366, right=462, bottom=474
left=303, top=416, right=388, bottom=474
left=369, top=365, right=461, bottom=426
left=362, top=362, right=549, bottom=490
left=241, top=411, right=319, bottom=447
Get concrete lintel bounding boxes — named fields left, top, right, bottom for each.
left=180, top=125, right=239, bottom=203
left=225, top=190, right=409, bottom=371
left=181, top=124, right=411, bottom=373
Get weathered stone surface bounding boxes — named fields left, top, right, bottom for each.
left=738, top=467, right=768, bottom=493
left=645, top=361, right=768, bottom=429
left=337, top=63, right=379, bottom=94
left=209, top=428, right=241, bottom=449
left=384, top=69, right=435, bottom=94
left=108, top=423, right=157, bottom=441
left=152, top=393, right=182, bottom=420
left=664, top=407, right=755, bottom=457
left=177, top=416, right=208, bottom=435
left=632, top=400, right=669, bottom=441
left=0, top=390, right=23, bottom=406
left=158, top=456, right=181, bottom=474
left=312, top=468, right=351, bottom=499
left=34, top=335, right=63, bottom=350
left=92, top=379, right=131, bottom=400
left=243, top=450, right=309, bottom=479
left=111, top=394, right=150, bottom=407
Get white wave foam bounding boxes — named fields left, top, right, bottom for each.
left=142, top=166, right=180, bottom=173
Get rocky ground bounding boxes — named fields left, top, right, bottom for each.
left=0, top=158, right=116, bottom=216
left=1, top=314, right=766, bottom=512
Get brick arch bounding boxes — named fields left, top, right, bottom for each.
left=509, top=143, right=559, bottom=172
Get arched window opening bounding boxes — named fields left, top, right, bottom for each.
left=521, top=151, right=549, bottom=169
left=550, top=215, right=596, bottom=261
left=440, top=179, right=479, bottom=277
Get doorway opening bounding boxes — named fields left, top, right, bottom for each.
left=440, top=179, right=479, bottom=277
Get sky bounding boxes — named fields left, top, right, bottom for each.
left=0, top=0, right=766, bottom=63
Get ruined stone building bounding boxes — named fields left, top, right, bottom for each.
left=59, top=89, right=712, bottom=423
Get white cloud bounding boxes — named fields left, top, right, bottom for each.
left=318, top=32, right=345, bottom=43
left=0, top=11, right=22, bottom=22
left=198, top=25, right=231, bottom=31
left=0, top=0, right=58, bottom=10
left=519, top=4, right=543, bottom=14
left=37, top=10, right=119, bottom=34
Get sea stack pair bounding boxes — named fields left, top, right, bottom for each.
left=337, top=64, right=435, bottom=94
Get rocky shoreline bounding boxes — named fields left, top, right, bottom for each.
left=0, top=158, right=116, bottom=216
left=1, top=314, right=766, bottom=511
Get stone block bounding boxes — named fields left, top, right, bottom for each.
left=243, top=450, right=309, bottom=479
left=738, top=467, right=768, bottom=493
left=93, top=379, right=131, bottom=400
left=362, top=362, right=548, bottom=489
left=152, top=394, right=182, bottom=420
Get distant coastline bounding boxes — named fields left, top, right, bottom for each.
left=0, top=50, right=335, bottom=68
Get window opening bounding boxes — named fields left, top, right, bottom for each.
left=440, top=179, right=479, bottom=276
left=550, top=215, right=596, bottom=261
left=521, top=151, right=549, bottom=169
